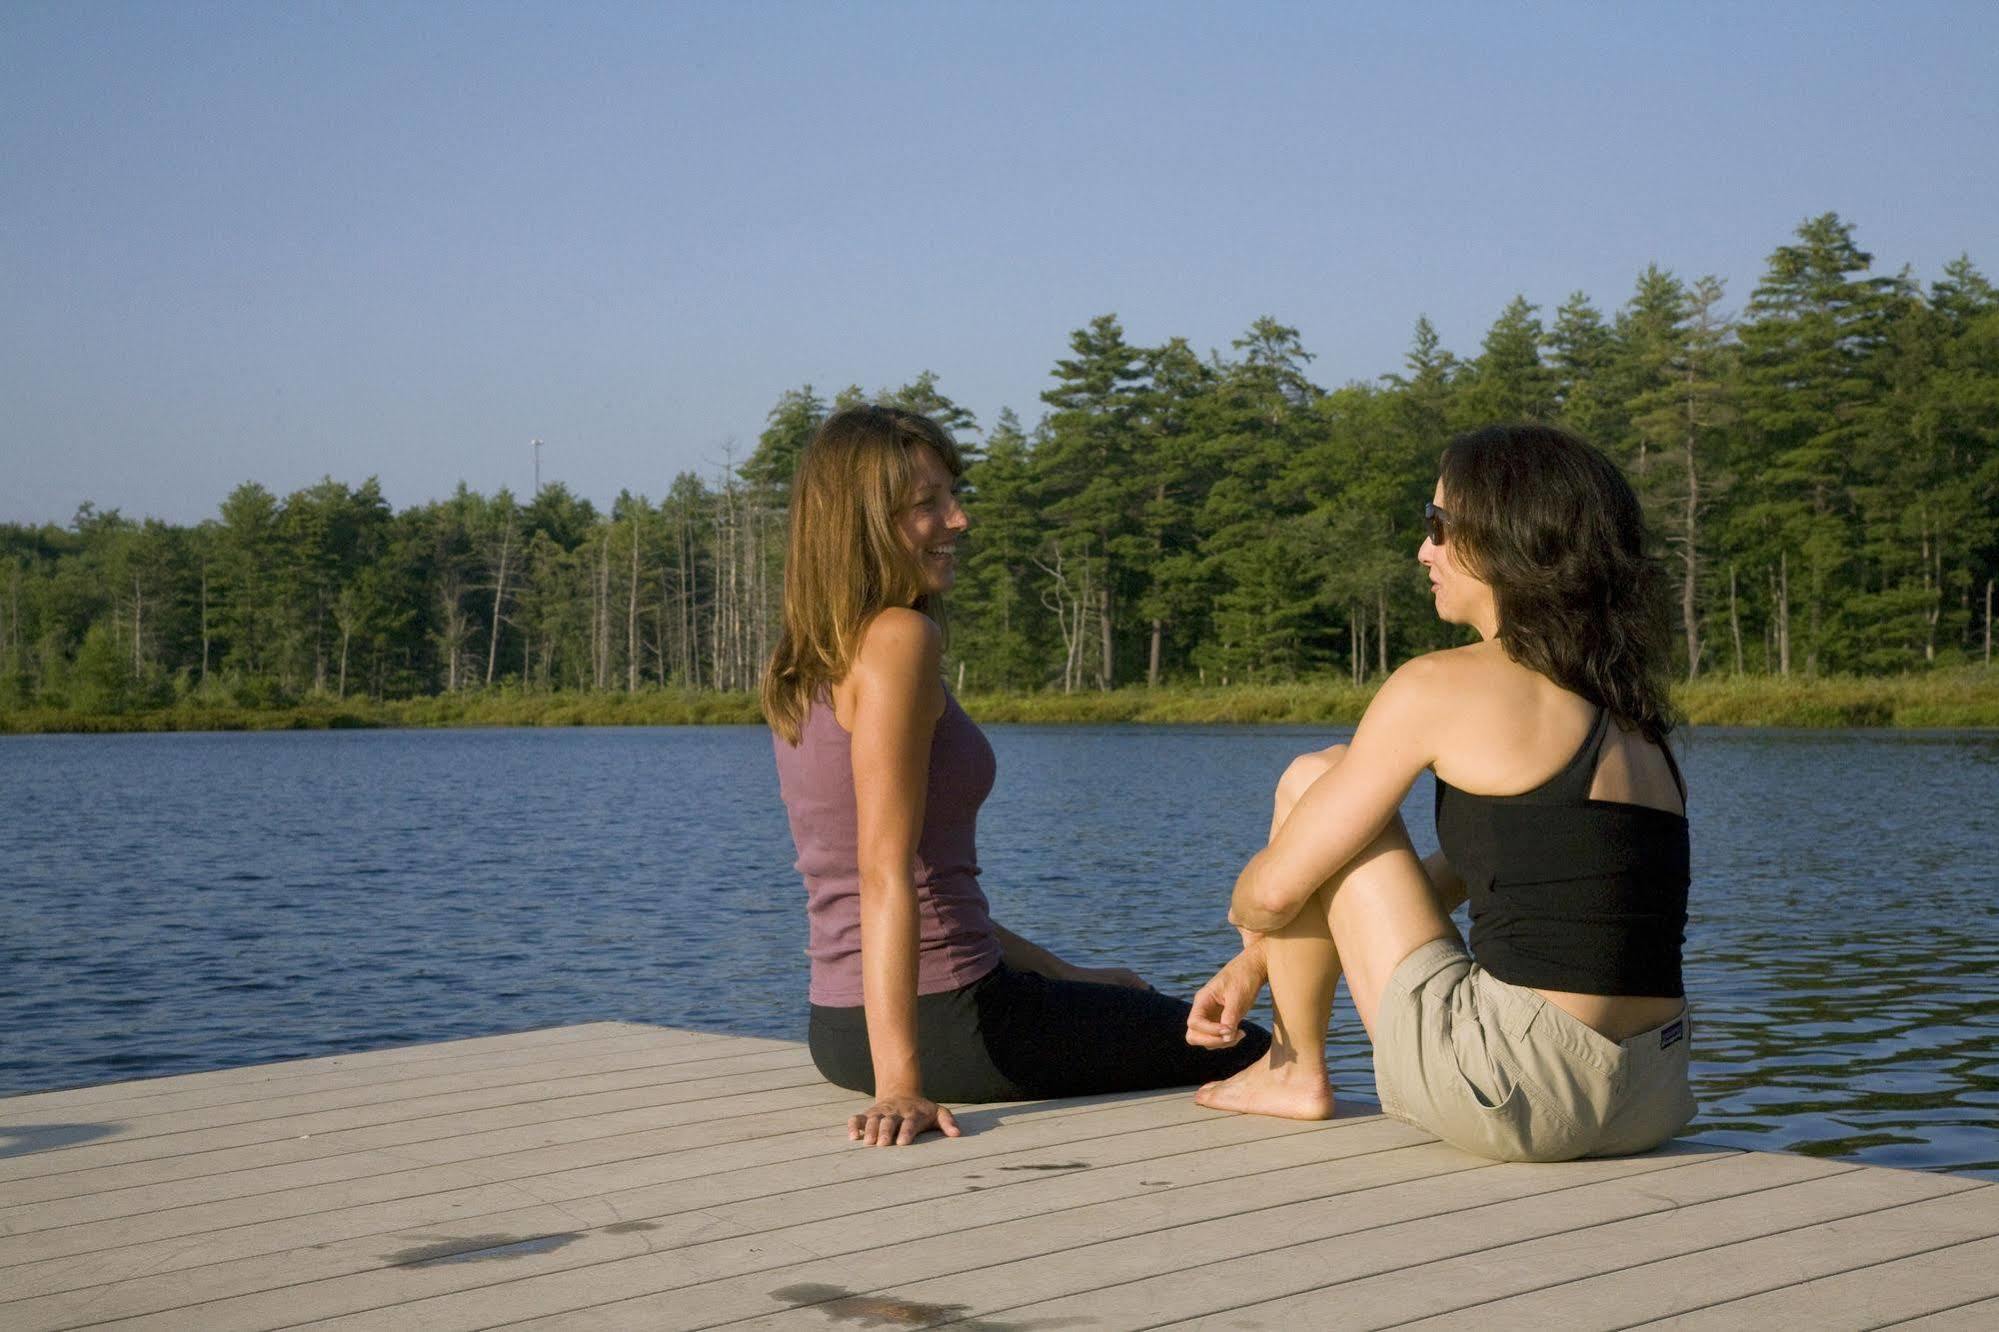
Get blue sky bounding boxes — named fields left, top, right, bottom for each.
left=4, top=1, right=1995, bottom=524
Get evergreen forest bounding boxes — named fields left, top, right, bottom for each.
left=5, top=214, right=1996, bottom=722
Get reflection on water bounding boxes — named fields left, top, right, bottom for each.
left=1683, top=933, right=1999, bottom=1172
left=2, top=723, right=1994, bottom=1180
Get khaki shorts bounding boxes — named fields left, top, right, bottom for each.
left=1371, top=937, right=1697, bottom=1162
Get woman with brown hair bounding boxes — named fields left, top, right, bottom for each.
left=765, top=404, right=1268, bottom=1147
left=1186, top=423, right=1696, bottom=1162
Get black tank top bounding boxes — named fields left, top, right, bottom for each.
left=1434, top=707, right=1689, bottom=998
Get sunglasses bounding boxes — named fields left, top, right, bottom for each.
left=1423, top=501, right=1450, bottom=546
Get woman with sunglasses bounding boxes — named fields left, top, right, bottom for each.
left=1185, top=423, right=1694, bottom=1161
left=766, top=405, right=1271, bottom=1148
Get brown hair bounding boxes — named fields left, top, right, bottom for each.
left=761, top=405, right=963, bottom=745
left=1438, top=424, right=1677, bottom=743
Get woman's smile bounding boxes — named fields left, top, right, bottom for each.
left=899, top=444, right=969, bottom=594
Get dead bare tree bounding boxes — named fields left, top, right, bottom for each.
left=436, top=571, right=472, bottom=692
left=1034, top=539, right=1096, bottom=694
left=485, top=509, right=514, bottom=687
left=626, top=511, right=643, bottom=693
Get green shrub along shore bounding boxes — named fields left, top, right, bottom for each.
left=4, top=670, right=1996, bottom=734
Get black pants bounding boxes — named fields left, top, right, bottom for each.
left=807, top=962, right=1272, bottom=1102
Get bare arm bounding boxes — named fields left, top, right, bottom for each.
left=1229, top=659, right=1446, bottom=933
left=1195, top=669, right=1458, bottom=1048
left=992, top=923, right=1073, bottom=978
left=847, top=608, right=958, bottom=1145
left=1185, top=927, right=1270, bottom=1048
left=993, top=922, right=1151, bottom=990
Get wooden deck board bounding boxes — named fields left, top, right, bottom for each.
left=1, top=1022, right=1990, bottom=1332
left=1891, top=1294, right=1999, bottom=1329
left=1155, top=1164, right=1982, bottom=1330
left=0, top=1031, right=786, bottom=1154
left=0, top=1052, right=826, bottom=1208
left=291, top=1116, right=1444, bottom=1332
left=0, top=1078, right=1225, bottom=1298
left=1641, top=1233, right=1999, bottom=1329
left=50, top=1114, right=1399, bottom=1332
left=3, top=1080, right=861, bottom=1235
left=769, top=1150, right=1824, bottom=1332
left=0, top=1024, right=693, bottom=1116
left=1379, top=1185, right=1999, bottom=1331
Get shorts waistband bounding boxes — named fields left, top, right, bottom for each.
left=1618, top=1005, right=1693, bottom=1077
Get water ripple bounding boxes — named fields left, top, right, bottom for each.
left=2, top=724, right=1994, bottom=1180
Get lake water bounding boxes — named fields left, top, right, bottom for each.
left=3, top=724, right=1995, bottom=1180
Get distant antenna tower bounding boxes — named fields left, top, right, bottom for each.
left=532, top=438, right=543, bottom=495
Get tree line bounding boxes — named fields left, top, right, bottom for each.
left=3, top=212, right=1994, bottom=715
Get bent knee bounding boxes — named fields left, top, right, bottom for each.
left=1276, top=743, right=1349, bottom=806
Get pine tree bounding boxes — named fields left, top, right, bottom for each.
left=1737, top=213, right=1899, bottom=673
left=1922, top=259, right=1999, bottom=662
left=883, top=371, right=981, bottom=461
left=212, top=482, right=282, bottom=692
left=1547, top=292, right=1623, bottom=446
left=1381, top=316, right=1460, bottom=467
left=1196, top=319, right=1323, bottom=682
left=1457, top=296, right=1555, bottom=425
left=1629, top=275, right=1736, bottom=678
left=1037, top=315, right=1148, bottom=688
left=740, top=385, right=826, bottom=493
left=1127, top=337, right=1218, bottom=685
left=949, top=409, right=1043, bottom=689
left=1609, top=266, right=1693, bottom=479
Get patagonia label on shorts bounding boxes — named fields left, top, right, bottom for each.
left=1659, top=1019, right=1685, bottom=1050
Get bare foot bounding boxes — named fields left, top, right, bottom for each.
left=1194, top=1053, right=1335, bottom=1120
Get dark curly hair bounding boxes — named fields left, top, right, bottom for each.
left=1438, top=424, right=1677, bottom=743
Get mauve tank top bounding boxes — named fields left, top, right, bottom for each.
left=772, top=688, right=1002, bottom=1007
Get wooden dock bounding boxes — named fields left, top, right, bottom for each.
left=2, top=1021, right=1995, bottom=1330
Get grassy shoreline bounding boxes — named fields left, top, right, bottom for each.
left=4, top=670, right=1996, bottom=734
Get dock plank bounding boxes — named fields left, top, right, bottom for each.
left=0, top=1031, right=785, bottom=1151
left=0, top=1035, right=787, bottom=1195
left=1891, top=1294, right=1999, bottom=1329
left=1642, top=1233, right=1999, bottom=1329
left=0, top=1051, right=824, bottom=1208
left=2, top=1080, right=859, bottom=1235
left=1172, top=1162, right=1978, bottom=1329
left=40, top=1111, right=1382, bottom=1332
left=1380, top=1183, right=1999, bottom=1330
left=284, top=1114, right=1438, bottom=1332
left=0, top=1024, right=691, bottom=1115
left=721, top=1148, right=1799, bottom=1332
left=1, top=1022, right=1990, bottom=1332
left=0, top=1085, right=1217, bottom=1300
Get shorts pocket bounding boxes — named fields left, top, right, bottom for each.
left=1445, top=1000, right=1606, bottom=1161
left=1459, top=1050, right=1518, bottom=1113
left=1434, top=1050, right=1545, bottom=1161
left=1450, top=976, right=1530, bottom=1108
left=1449, top=1011, right=1524, bottom=1115
left=1509, top=1002, right=1627, bottom=1134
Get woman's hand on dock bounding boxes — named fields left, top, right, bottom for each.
left=850, top=1095, right=962, bottom=1147
left=1185, top=946, right=1268, bottom=1049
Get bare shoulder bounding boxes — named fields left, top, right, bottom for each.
left=1359, top=644, right=1518, bottom=766
left=855, top=607, right=942, bottom=674
left=1374, top=643, right=1489, bottom=712
left=848, top=608, right=945, bottom=727
left=1346, top=650, right=1460, bottom=763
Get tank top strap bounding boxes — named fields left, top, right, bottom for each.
left=1543, top=705, right=1615, bottom=803
left=1659, top=733, right=1688, bottom=804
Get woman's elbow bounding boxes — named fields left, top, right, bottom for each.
left=1231, top=866, right=1302, bottom=932
left=1246, top=885, right=1303, bottom=931
left=856, top=868, right=916, bottom=912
